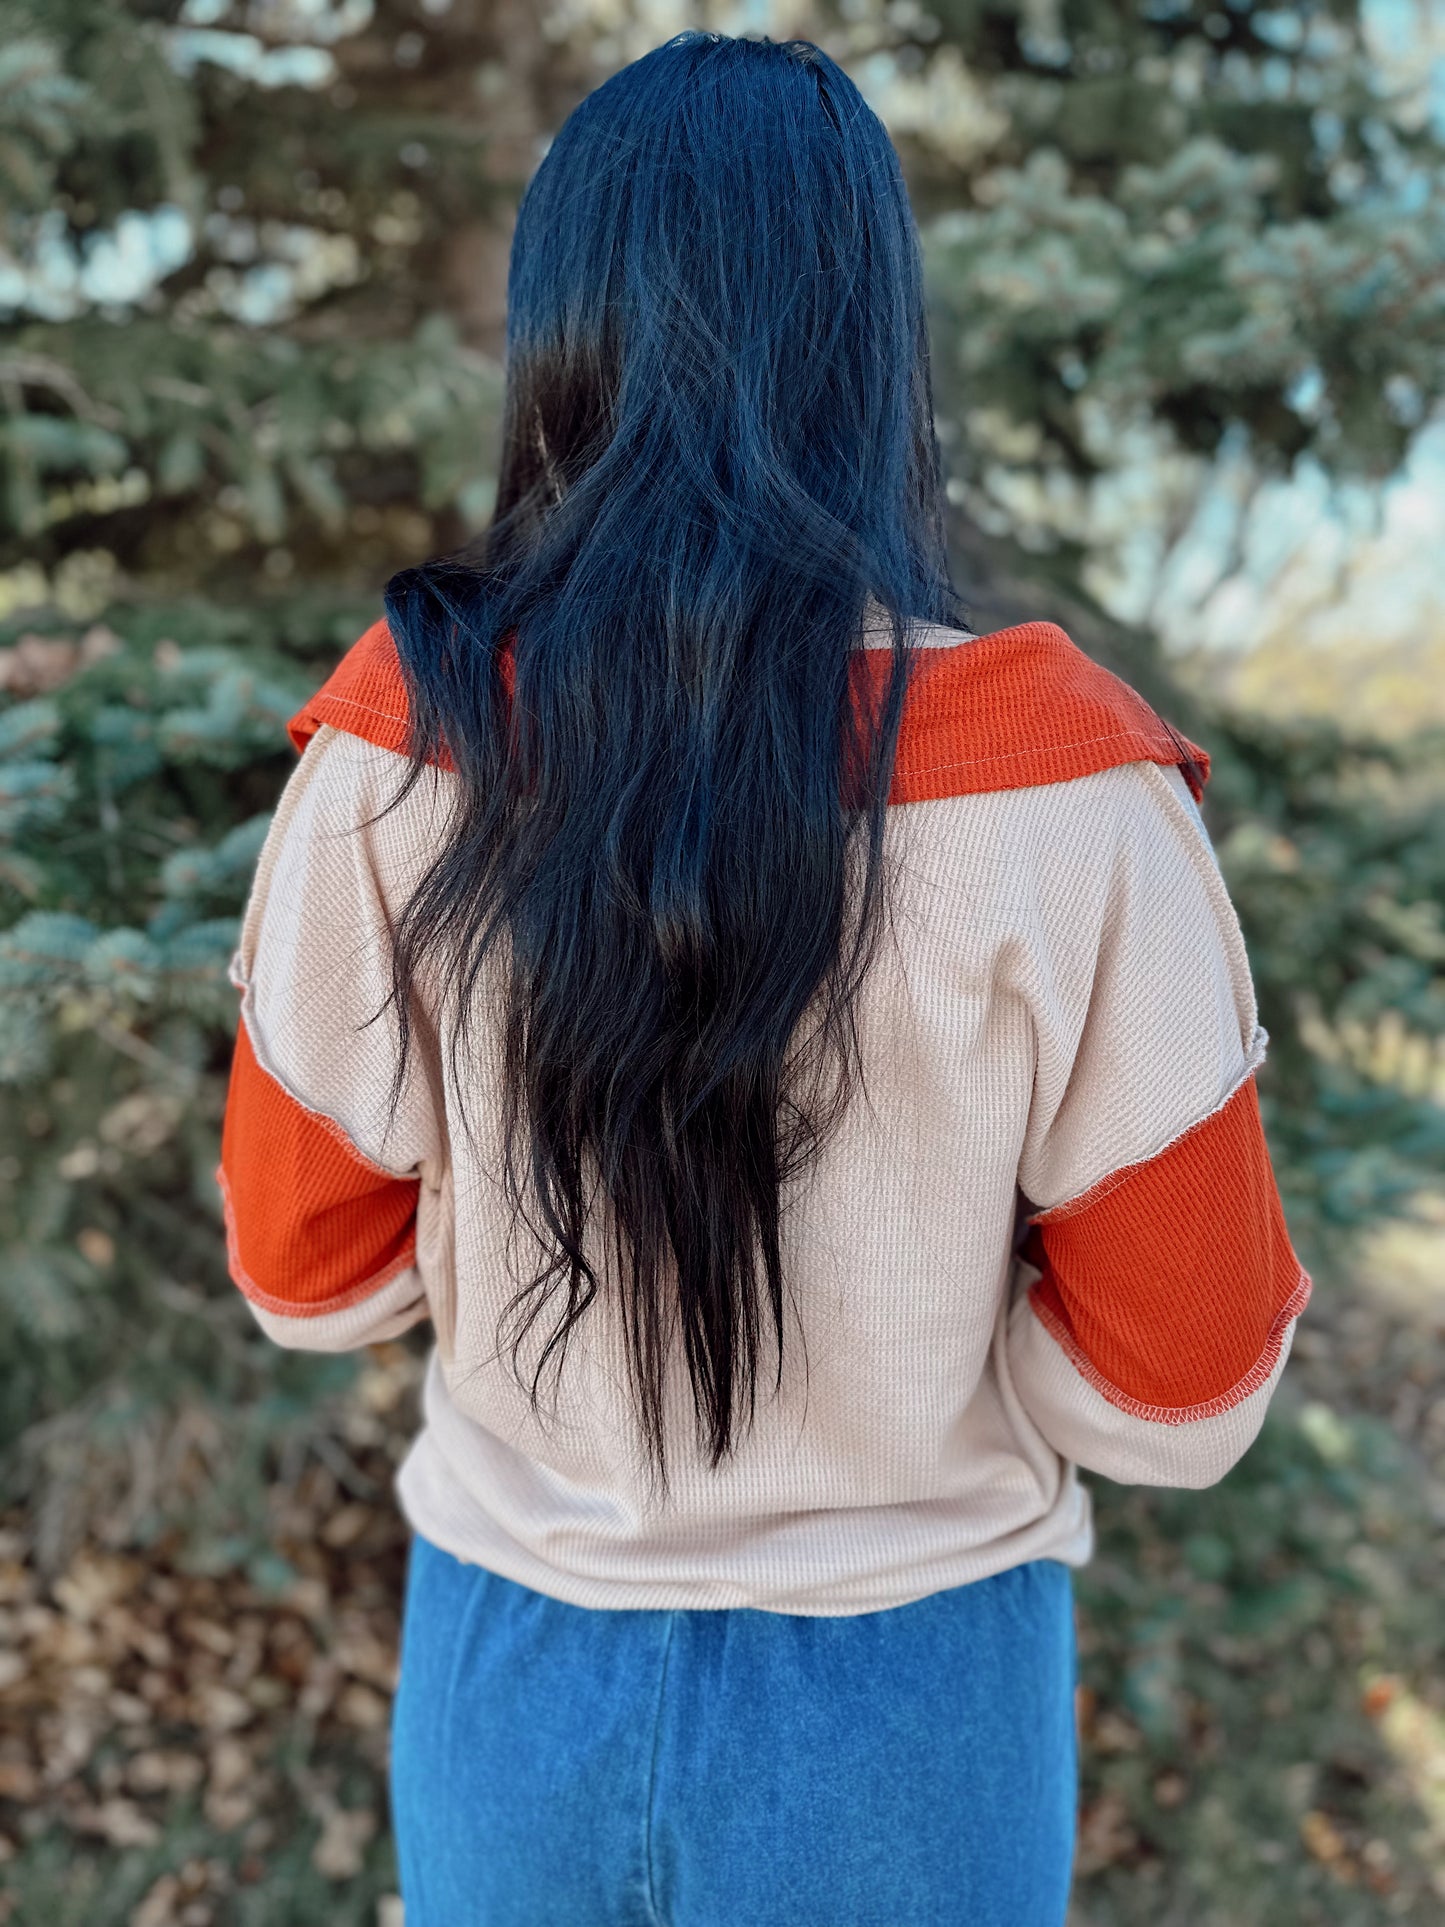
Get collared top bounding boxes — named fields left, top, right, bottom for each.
left=216, top=614, right=1309, bottom=1614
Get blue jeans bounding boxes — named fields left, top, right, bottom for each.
left=390, top=1532, right=1078, bottom=1926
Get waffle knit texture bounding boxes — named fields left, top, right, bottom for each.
left=217, top=617, right=1311, bottom=1614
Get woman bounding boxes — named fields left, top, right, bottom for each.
left=217, top=32, right=1311, bottom=1927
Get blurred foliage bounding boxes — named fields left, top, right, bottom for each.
left=0, top=1349, right=420, bottom=1927
left=1201, top=714, right=1445, bottom=1234
left=0, top=0, right=1442, bottom=1921
left=914, top=0, right=1443, bottom=490
left=1072, top=1329, right=1445, bottom=1922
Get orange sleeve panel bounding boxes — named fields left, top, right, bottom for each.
left=1021, top=1071, right=1312, bottom=1423
left=216, top=1012, right=421, bottom=1319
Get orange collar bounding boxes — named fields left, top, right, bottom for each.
left=287, top=617, right=1208, bottom=805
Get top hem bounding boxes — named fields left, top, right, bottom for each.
left=391, top=1428, right=1097, bottom=1618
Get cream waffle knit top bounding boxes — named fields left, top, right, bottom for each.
left=217, top=618, right=1311, bottom=1614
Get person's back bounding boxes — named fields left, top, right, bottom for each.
left=216, top=33, right=1309, bottom=1927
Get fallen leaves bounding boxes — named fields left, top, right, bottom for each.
left=51, top=1550, right=142, bottom=1624
left=72, top=1796, right=162, bottom=1849
left=130, top=1858, right=229, bottom=1927
left=0, top=1348, right=422, bottom=1917
left=1075, top=1788, right=1143, bottom=1876
left=202, top=1737, right=255, bottom=1833
left=1359, top=1665, right=1445, bottom=1868
left=310, top=1799, right=377, bottom=1881
left=1297, top=1806, right=1401, bottom=1893
left=321, top=1502, right=375, bottom=1550
left=124, top=1751, right=204, bottom=1798
left=1151, top=1769, right=1188, bottom=1809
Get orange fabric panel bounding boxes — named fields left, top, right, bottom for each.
left=287, top=619, right=1209, bottom=803
left=217, top=1013, right=420, bottom=1317
left=286, top=617, right=426, bottom=760
left=1022, top=1071, right=1312, bottom=1419
left=854, top=621, right=1209, bottom=804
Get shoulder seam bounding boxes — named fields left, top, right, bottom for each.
left=1028, top=1033, right=1269, bottom=1225
left=1132, top=758, right=1258, bottom=1040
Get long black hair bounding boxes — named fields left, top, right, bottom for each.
left=378, top=31, right=965, bottom=1494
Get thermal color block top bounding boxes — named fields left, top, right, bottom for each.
left=217, top=615, right=1312, bottom=1614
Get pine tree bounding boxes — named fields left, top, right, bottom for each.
left=3, top=3, right=1443, bottom=1918
left=0, top=0, right=593, bottom=1528
left=2, top=0, right=1441, bottom=1543
left=839, top=0, right=1445, bottom=1238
